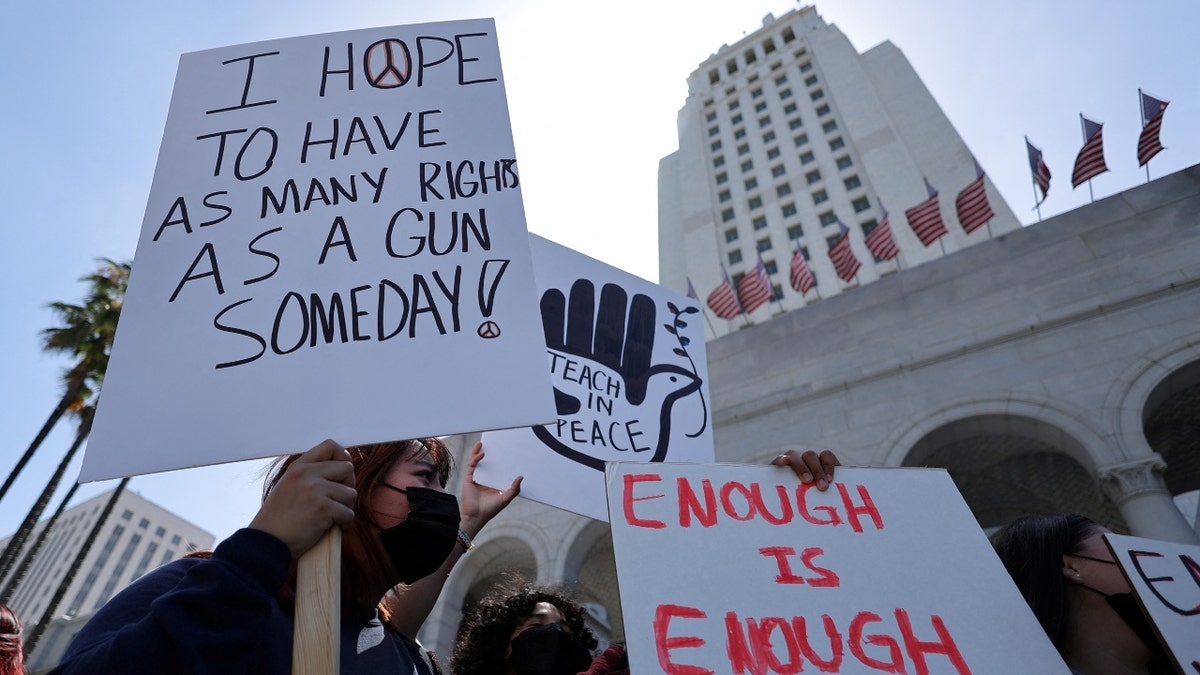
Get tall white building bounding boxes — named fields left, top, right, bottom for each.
left=659, top=6, right=1020, bottom=337
left=0, top=488, right=213, bottom=632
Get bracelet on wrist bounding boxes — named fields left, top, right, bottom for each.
left=456, top=529, right=474, bottom=551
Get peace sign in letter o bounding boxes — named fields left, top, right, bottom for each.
left=364, top=39, right=411, bottom=89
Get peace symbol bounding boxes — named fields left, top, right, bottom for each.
left=477, top=321, right=501, bottom=339
left=364, top=39, right=411, bottom=89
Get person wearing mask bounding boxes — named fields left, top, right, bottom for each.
left=50, top=437, right=515, bottom=675
left=990, top=514, right=1173, bottom=675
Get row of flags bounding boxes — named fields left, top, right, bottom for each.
left=1026, top=90, right=1170, bottom=205
left=703, top=160, right=997, bottom=319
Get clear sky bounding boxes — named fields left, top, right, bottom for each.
left=2, top=0, right=1197, bottom=545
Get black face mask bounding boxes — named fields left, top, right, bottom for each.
left=508, top=623, right=591, bottom=675
left=377, top=486, right=460, bottom=584
left=1072, top=554, right=1172, bottom=671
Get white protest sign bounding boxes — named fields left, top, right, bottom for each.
left=479, top=235, right=713, bottom=521
left=1103, top=533, right=1200, bottom=674
left=84, top=20, right=555, bottom=481
left=606, top=463, right=1072, bottom=674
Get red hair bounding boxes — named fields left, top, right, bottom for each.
left=0, top=603, right=23, bottom=675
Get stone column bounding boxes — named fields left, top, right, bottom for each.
left=1099, top=456, right=1199, bottom=544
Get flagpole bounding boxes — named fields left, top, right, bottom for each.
left=1139, top=88, right=1151, bottom=184
left=1030, top=180, right=1042, bottom=222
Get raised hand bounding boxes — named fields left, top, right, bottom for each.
left=535, top=280, right=703, bottom=471
left=772, top=449, right=840, bottom=491
left=248, top=439, right=357, bottom=558
left=458, top=442, right=522, bottom=538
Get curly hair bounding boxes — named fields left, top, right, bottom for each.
left=452, top=577, right=598, bottom=675
left=0, top=603, right=23, bottom=675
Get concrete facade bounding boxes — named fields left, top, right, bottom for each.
left=659, top=7, right=1020, bottom=339
left=421, top=164, right=1200, bottom=660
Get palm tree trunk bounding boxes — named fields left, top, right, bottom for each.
left=23, top=476, right=129, bottom=658
left=0, top=415, right=92, bottom=588
left=0, top=374, right=85, bottom=505
left=0, top=480, right=81, bottom=605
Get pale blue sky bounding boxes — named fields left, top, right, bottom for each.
left=2, top=0, right=1197, bottom=544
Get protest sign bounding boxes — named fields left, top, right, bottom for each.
left=83, top=20, right=555, bottom=481
left=606, top=463, right=1071, bottom=674
left=479, top=235, right=713, bottom=521
left=1104, top=533, right=1200, bottom=674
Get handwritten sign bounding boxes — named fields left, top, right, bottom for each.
left=606, top=463, right=1071, bottom=674
left=1104, top=533, right=1200, bottom=674
left=83, top=20, right=554, bottom=482
left=479, top=235, right=713, bottom=521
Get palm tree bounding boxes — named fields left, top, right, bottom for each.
left=0, top=405, right=94, bottom=593
left=0, top=259, right=129, bottom=505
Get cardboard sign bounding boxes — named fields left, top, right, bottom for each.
left=606, top=463, right=1072, bottom=674
left=1104, top=533, right=1200, bottom=674
left=479, top=235, right=713, bottom=521
left=83, top=20, right=554, bottom=481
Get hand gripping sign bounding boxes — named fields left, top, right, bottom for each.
left=480, top=235, right=713, bottom=521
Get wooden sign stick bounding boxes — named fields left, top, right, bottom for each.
left=293, top=528, right=341, bottom=675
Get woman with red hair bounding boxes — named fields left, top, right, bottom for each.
left=0, top=603, right=23, bottom=675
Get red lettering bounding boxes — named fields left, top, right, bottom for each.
left=754, top=483, right=795, bottom=525
left=655, top=604, right=712, bottom=675
left=800, top=547, right=840, bottom=588
left=793, top=615, right=845, bottom=673
left=797, top=482, right=842, bottom=526
left=849, top=612, right=905, bottom=674
left=750, top=617, right=802, bottom=675
left=759, top=546, right=806, bottom=584
left=720, top=481, right=759, bottom=521
left=895, top=609, right=971, bottom=675
left=624, top=473, right=666, bottom=529
left=837, top=483, right=884, bottom=533
left=678, top=478, right=718, bottom=528
left=725, top=612, right=767, bottom=675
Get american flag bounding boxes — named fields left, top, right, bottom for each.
left=828, top=220, right=861, bottom=282
left=864, top=202, right=899, bottom=260
left=904, top=178, right=948, bottom=246
left=1026, top=136, right=1051, bottom=201
left=1137, top=90, right=1169, bottom=167
left=955, top=158, right=994, bottom=234
left=705, top=267, right=742, bottom=319
left=736, top=252, right=774, bottom=313
left=1071, top=115, right=1108, bottom=187
left=789, top=243, right=815, bottom=294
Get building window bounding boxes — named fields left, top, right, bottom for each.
left=744, top=177, right=759, bottom=190
left=767, top=147, right=781, bottom=160
left=816, top=104, right=831, bottom=117
left=748, top=195, right=763, bottom=210
left=751, top=87, right=763, bottom=99
left=731, top=113, right=743, bottom=124
left=722, top=208, right=735, bottom=222
left=708, top=126, right=719, bottom=137
left=765, top=259, right=779, bottom=274
left=727, top=59, right=738, bottom=75
left=774, top=74, right=788, bottom=85
left=779, top=88, right=793, bottom=99
left=763, top=130, right=776, bottom=143
left=155, top=526, right=165, bottom=537
left=748, top=73, right=759, bottom=83
left=829, top=137, right=846, bottom=151
left=819, top=211, right=838, bottom=226
left=799, top=245, right=812, bottom=261
left=764, top=38, right=776, bottom=54
left=806, top=170, right=822, bottom=185
left=138, top=518, right=149, bottom=530
left=782, top=202, right=798, bottom=218
left=725, top=228, right=739, bottom=242
left=710, top=140, right=722, bottom=152
left=812, top=189, right=829, bottom=205
left=734, top=128, right=747, bottom=139
left=753, top=216, right=768, bottom=230
left=826, top=234, right=842, bottom=250
left=757, top=238, right=773, bottom=252
left=716, top=172, right=728, bottom=185
left=709, top=70, right=720, bottom=85
left=755, top=101, right=768, bottom=113
left=844, top=175, right=862, bottom=190
left=787, top=224, right=804, bottom=240
left=703, top=98, right=714, bottom=107
left=120, top=510, right=133, bottom=521
left=800, top=61, right=813, bottom=73
left=171, top=534, right=181, bottom=546
left=804, top=75, right=818, bottom=87
left=800, top=151, right=815, bottom=164
left=759, top=116, right=772, bottom=128
left=836, top=155, right=854, bottom=170
left=706, top=111, right=717, bottom=123
left=776, top=183, right=792, bottom=197
left=788, top=118, right=803, bottom=130
left=713, top=155, right=725, bottom=167
left=728, top=249, right=743, bottom=265
left=718, top=189, right=731, bottom=203
left=810, top=89, right=825, bottom=102
left=822, top=120, right=838, bottom=133
left=744, top=49, right=757, bottom=65
left=794, top=133, right=809, bottom=147
left=771, top=164, right=787, bottom=177
left=852, top=196, right=871, bottom=212
left=782, top=27, right=796, bottom=43
left=741, top=160, right=754, bottom=172
left=737, top=143, right=750, bottom=156
left=132, top=541, right=160, bottom=580
left=783, top=102, right=798, bottom=114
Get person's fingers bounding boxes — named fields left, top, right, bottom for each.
left=819, top=449, right=840, bottom=483
left=506, top=475, right=523, bottom=498
left=799, top=450, right=830, bottom=491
